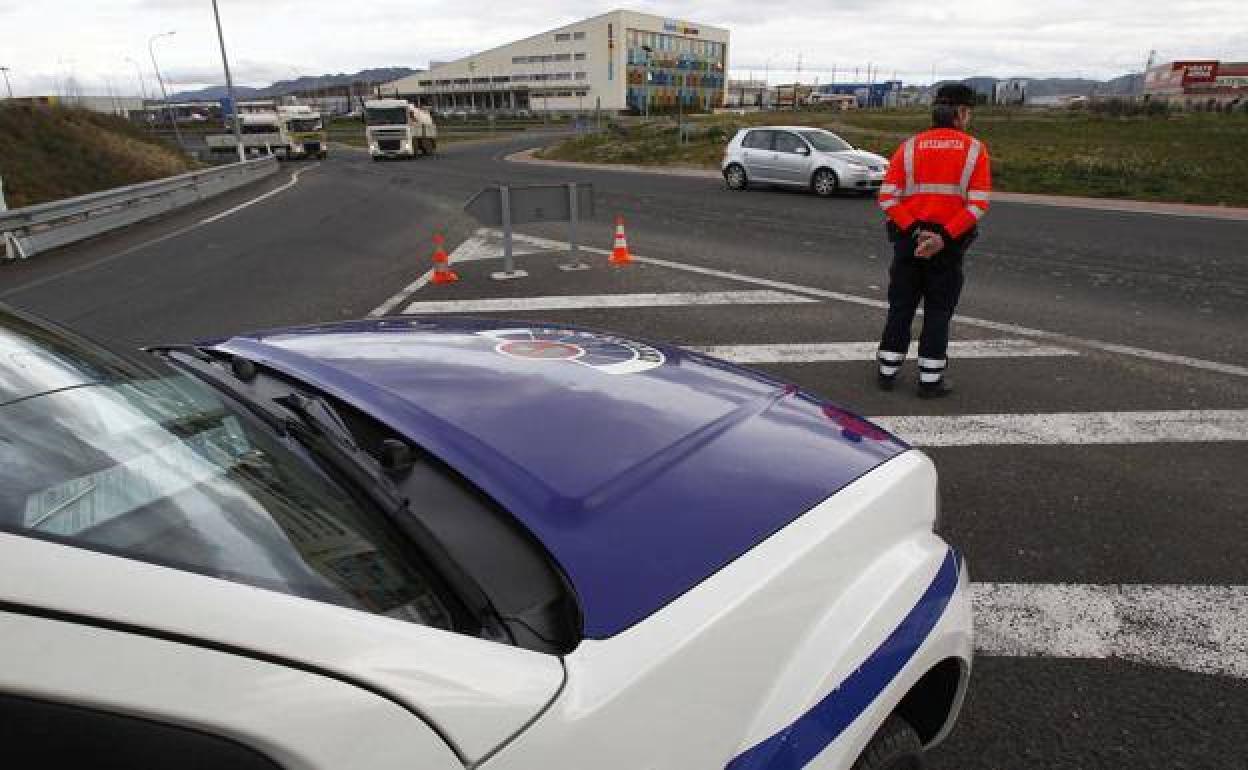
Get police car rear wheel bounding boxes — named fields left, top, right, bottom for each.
left=724, top=164, right=748, bottom=190
left=812, top=168, right=839, bottom=197
left=851, top=715, right=923, bottom=770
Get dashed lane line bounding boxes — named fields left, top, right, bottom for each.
left=399, top=290, right=815, bottom=315
left=872, top=409, right=1248, bottom=446
left=481, top=229, right=1248, bottom=380
left=974, top=582, right=1248, bottom=679
left=689, top=339, right=1079, bottom=363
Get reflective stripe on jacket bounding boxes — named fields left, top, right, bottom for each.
left=877, top=127, right=992, bottom=239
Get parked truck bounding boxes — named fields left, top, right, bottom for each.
left=364, top=99, right=436, bottom=160
left=280, top=105, right=328, bottom=160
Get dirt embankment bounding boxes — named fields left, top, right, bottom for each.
left=1, top=104, right=198, bottom=209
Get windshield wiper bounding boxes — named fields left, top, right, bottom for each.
left=275, top=391, right=512, bottom=645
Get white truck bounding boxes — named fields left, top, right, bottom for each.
left=279, top=105, right=328, bottom=160
left=364, top=99, right=436, bottom=161
left=206, top=111, right=289, bottom=158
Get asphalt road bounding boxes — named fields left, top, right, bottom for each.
left=3, top=133, right=1246, bottom=768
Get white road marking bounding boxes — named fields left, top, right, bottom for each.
left=366, top=235, right=522, bottom=317
left=198, top=163, right=317, bottom=225
left=399, top=290, right=815, bottom=315
left=973, top=582, right=1248, bottom=679
left=872, top=410, right=1248, bottom=446
left=689, top=339, right=1079, bottom=363
left=485, top=228, right=1248, bottom=379
left=2, top=165, right=319, bottom=300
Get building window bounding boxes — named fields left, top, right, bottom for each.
left=554, top=53, right=571, bottom=61
left=512, top=56, right=527, bottom=64
left=573, top=31, right=586, bottom=40
left=554, top=33, right=570, bottom=42
left=575, top=72, right=587, bottom=80
left=555, top=73, right=572, bottom=81
left=418, top=80, right=433, bottom=87
left=574, top=52, right=587, bottom=60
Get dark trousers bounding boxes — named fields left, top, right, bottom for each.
left=879, top=233, right=967, bottom=365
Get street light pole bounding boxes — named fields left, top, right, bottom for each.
left=0, top=67, right=13, bottom=99
left=148, top=31, right=185, bottom=151
left=210, top=0, right=246, bottom=162
left=641, top=45, right=653, bottom=118
left=125, top=57, right=148, bottom=101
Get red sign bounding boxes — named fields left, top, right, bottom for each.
left=1174, top=60, right=1219, bottom=85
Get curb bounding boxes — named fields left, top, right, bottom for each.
left=505, top=148, right=1248, bottom=221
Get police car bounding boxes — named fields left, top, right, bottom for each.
left=0, top=305, right=971, bottom=769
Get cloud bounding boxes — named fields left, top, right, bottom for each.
left=1, top=0, right=1243, bottom=96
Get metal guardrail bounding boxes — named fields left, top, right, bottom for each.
left=1, top=157, right=280, bottom=260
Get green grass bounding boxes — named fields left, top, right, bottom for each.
left=539, top=108, right=1248, bottom=206
left=0, top=104, right=198, bottom=209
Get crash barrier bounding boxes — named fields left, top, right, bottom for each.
left=464, top=182, right=597, bottom=281
left=0, top=157, right=280, bottom=260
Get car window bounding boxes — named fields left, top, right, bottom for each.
left=741, top=130, right=774, bottom=150
left=773, top=132, right=807, bottom=154
left=799, top=130, right=853, bottom=152
left=0, top=368, right=467, bottom=633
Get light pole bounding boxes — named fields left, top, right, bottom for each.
left=0, top=66, right=12, bottom=99
left=148, top=30, right=185, bottom=151
left=124, top=57, right=148, bottom=101
left=210, top=0, right=245, bottom=162
left=641, top=44, right=653, bottom=118
left=764, top=57, right=772, bottom=110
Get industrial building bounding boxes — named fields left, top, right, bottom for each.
left=1143, top=60, right=1248, bottom=109
left=381, top=9, right=729, bottom=114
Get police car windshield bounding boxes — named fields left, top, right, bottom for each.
left=0, top=345, right=460, bottom=632
left=799, top=130, right=853, bottom=152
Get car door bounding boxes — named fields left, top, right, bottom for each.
left=770, top=131, right=814, bottom=185
left=740, top=129, right=777, bottom=181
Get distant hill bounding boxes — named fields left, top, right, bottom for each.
left=940, top=73, right=1144, bottom=99
left=170, top=67, right=419, bottom=102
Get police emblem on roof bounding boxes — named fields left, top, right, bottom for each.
left=482, top=328, right=665, bottom=375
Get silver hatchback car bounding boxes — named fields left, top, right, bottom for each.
left=721, top=126, right=889, bottom=196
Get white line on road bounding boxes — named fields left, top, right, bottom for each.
left=366, top=235, right=521, bottom=317
left=485, top=228, right=1248, bottom=380
left=689, top=339, right=1079, bottom=363
left=2, top=165, right=319, bottom=300
left=198, top=163, right=317, bottom=225
left=974, top=582, right=1248, bottom=679
left=399, top=290, right=815, bottom=315
left=872, top=410, right=1248, bottom=446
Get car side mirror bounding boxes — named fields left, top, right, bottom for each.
left=796, top=146, right=811, bottom=156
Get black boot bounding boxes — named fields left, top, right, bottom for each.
left=917, top=379, right=954, bottom=399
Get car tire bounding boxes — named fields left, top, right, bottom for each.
left=724, top=163, right=749, bottom=190
left=851, top=715, right=923, bottom=770
left=812, top=168, right=839, bottom=197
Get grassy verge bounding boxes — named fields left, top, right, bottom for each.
left=1, top=104, right=199, bottom=209
left=539, top=108, right=1248, bottom=206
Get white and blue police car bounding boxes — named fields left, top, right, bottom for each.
left=0, top=305, right=971, bottom=769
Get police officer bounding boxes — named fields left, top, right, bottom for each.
left=875, top=84, right=991, bottom=398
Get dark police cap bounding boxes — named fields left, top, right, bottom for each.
left=934, top=83, right=977, bottom=107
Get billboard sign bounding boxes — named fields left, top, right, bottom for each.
left=1175, top=60, right=1219, bottom=85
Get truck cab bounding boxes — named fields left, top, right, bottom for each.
left=205, top=111, right=288, bottom=159
left=364, top=99, right=437, bottom=161
left=280, top=105, right=328, bottom=160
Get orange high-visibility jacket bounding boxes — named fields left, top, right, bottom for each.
left=877, top=127, right=992, bottom=240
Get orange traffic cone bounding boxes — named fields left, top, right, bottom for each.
left=609, top=216, right=633, bottom=265
left=430, top=232, right=459, bottom=284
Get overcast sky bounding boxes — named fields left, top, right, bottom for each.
left=2, top=0, right=1244, bottom=96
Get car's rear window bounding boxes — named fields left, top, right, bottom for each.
left=742, top=130, right=774, bottom=150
